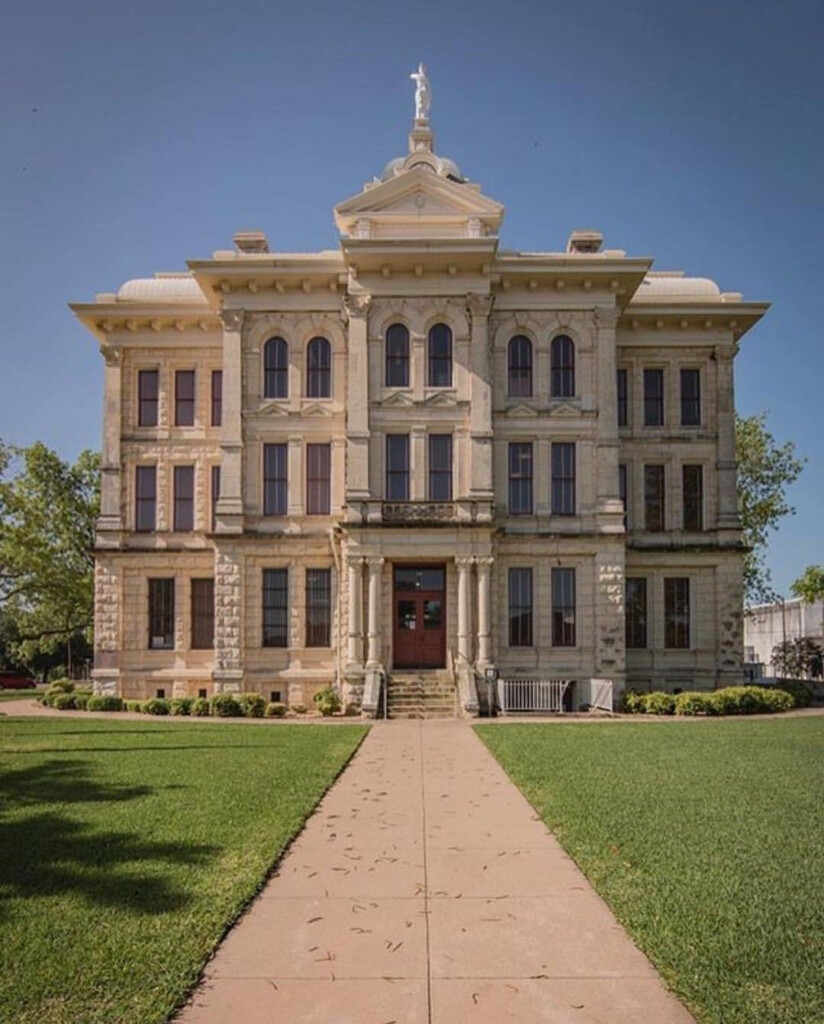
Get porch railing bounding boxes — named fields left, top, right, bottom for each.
left=497, top=677, right=572, bottom=714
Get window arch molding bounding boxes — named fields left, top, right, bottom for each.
left=550, top=333, right=576, bottom=398
left=507, top=334, right=534, bottom=397
left=305, top=336, right=332, bottom=399
left=262, top=336, right=289, bottom=399
left=384, top=321, right=411, bottom=388
left=426, top=321, right=454, bottom=388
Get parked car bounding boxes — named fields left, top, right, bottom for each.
left=0, top=671, right=37, bottom=689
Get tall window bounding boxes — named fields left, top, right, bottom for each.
left=306, top=443, right=331, bottom=515
left=138, top=369, right=159, bottom=427
left=211, top=465, right=221, bottom=531
left=262, top=568, right=288, bottom=648
left=306, top=568, right=332, bottom=647
left=148, top=578, right=174, bottom=649
left=263, top=443, right=288, bottom=516
left=508, top=568, right=533, bottom=647
left=552, top=567, right=576, bottom=646
left=680, top=368, right=701, bottom=426
left=551, top=442, right=576, bottom=515
left=683, top=464, right=704, bottom=531
left=211, top=370, right=222, bottom=427
left=307, top=337, right=331, bottom=398
left=173, top=465, right=194, bottom=531
left=135, top=465, right=157, bottom=532
left=617, top=368, right=628, bottom=427
left=550, top=335, right=575, bottom=397
left=508, top=335, right=532, bottom=397
left=386, top=435, right=410, bottom=500
left=191, top=578, right=214, bottom=650
left=665, top=577, right=690, bottom=649
left=508, top=442, right=533, bottom=515
left=644, top=464, right=665, bottom=531
left=618, top=463, right=629, bottom=529
left=428, top=435, right=453, bottom=500
left=385, top=323, right=410, bottom=387
left=175, top=370, right=195, bottom=426
left=264, top=337, right=289, bottom=399
left=428, top=323, right=452, bottom=387
left=643, top=368, right=664, bottom=426
left=625, top=578, right=647, bottom=648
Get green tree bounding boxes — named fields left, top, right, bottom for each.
left=736, top=413, right=804, bottom=605
left=790, top=565, right=824, bottom=604
left=771, top=637, right=824, bottom=680
left=0, top=442, right=99, bottom=675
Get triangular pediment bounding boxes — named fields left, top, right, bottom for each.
left=382, top=391, right=415, bottom=407
left=549, top=401, right=582, bottom=417
left=506, top=402, right=538, bottom=417
left=256, top=400, right=290, bottom=417
left=424, top=390, right=458, bottom=407
left=302, top=402, right=335, bottom=418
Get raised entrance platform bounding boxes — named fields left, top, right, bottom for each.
left=386, top=670, right=458, bottom=719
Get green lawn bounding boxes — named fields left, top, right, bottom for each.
left=476, top=718, right=824, bottom=1024
left=0, top=689, right=44, bottom=702
left=0, top=716, right=367, bottom=1024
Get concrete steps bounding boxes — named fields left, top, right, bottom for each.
left=386, top=672, right=458, bottom=719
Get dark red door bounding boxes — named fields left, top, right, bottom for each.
left=393, top=566, right=446, bottom=669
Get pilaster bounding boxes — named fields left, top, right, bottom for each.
left=97, top=347, right=124, bottom=539
left=594, top=306, right=624, bottom=530
left=716, top=345, right=741, bottom=532
left=215, top=309, right=244, bottom=533
left=344, top=294, right=371, bottom=513
left=466, top=293, right=494, bottom=499
left=213, top=543, right=245, bottom=691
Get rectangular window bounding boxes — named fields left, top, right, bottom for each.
left=551, top=567, right=576, bottom=647
left=386, top=435, right=410, bottom=500
left=644, top=464, right=665, bottom=532
left=138, top=369, right=159, bottom=427
left=680, top=368, right=701, bottom=426
left=173, top=465, right=194, bottom=532
left=508, top=568, right=533, bottom=647
left=211, top=465, right=220, bottom=531
left=175, top=370, right=196, bottom=426
left=191, top=578, right=214, bottom=650
left=643, top=368, right=664, bottom=426
left=211, top=370, right=222, bottom=427
left=306, top=568, right=332, bottom=647
left=148, top=578, right=174, bottom=649
left=306, top=443, right=331, bottom=515
left=617, top=368, right=628, bottom=427
left=263, top=443, right=288, bottom=516
left=508, top=442, right=533, bottom=515
left=551, top=442, right=576, bottom=516
left=683, top=464, right=704, bottom=531
left=625, top=578, right=647, bottom=648
left=618, top=463, right=628, bottom=529
left=665, top=577, right=690, bottom=649
left=428, top=435, right=453, bottom=501
left=262, top=568, right=288, bottom=648
left=135, top=465, right=157, bottom=532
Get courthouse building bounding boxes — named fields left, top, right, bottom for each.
left=72, top=85, right=768, bottom=715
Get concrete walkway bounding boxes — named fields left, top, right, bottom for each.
left=177, top=720, right=695, bottom=1023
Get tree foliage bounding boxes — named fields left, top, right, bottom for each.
left=735, top=414, right=804, bottom=605
left=791, top=565, right=824, bottom=605
left=771, top=637, right=824, bottom=680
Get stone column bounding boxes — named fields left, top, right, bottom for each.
left=456, top=556, right=474, bottom=664
left=213, top=544, right=245, bottom=691
left=344, top=295, right=371, bottom=515
left=466, top=294, right=494, bottom=501
left=287, top=435, right=303, bottom=517
left=366, top=557, right=384, bottom=668
left=347, top=557, right=364, bottom=668
left=594, top=306, right=623, bottom=530
left=476, top=557, right=493, bottom=668
left=98, top=347, right=123, bottom=538
left=215, top=310, right=244, bottom=533
left=716, top=344, right=740, bottom=531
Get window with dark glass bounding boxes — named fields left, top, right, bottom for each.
left=386, top=435, right=410, bottom=500
left=306, top=568, right=332, bottom=647
left=508, top=568, right=533, bottom=647
left=306, top=443, right=331, bottom=514
left=211, top=370, right=222, bottom=427
left=618, top=462, right=628, bottom=529
left=264, top=337, right=289, bottom=399
left=552, top=567, right=576, bottom=646
left=211, top=465, right=220, bottom=531
left=173, top=465, right=194, bottom=531
left=680, top=368, right=701, bottom=426
left=550, top=335, right=575, bottom=397
left=148, top=578, right=174, bottom=650
left=262, top=568, right=288, bottom=647
left=551, top=442, right=575, bottom=515
left=428, top=435, right=453, bottom=501
left=263, top=443, right=287, bottom=516
left=683, top=464, right=704, bottom=531
left=508, top=442, right=533, bottom=515
left=191, top=578, right=214, bottom=650
left=175, top=370, right=195, bottom=426
left=508, top=335, right=532, bottom=397
left=385, top=323, right=410, bottom=388
left=625, top=578, right=647, bottom=648
left=644, top=464, right=665, bottom=531
left=428, top=323, right=452, bottom=387
left=138, top=369, right=159, bottom=427
left=307, top=337, right=331, bottom=398
left=135, top=465, right=157, bottom=532
left=665, top=577, right=690, bottom=649
left=617, top=368, right=628, bottom=427
left=643, top=368, right=664, bottom=426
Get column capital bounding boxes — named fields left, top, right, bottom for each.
left=475, top=556, right=494, bottom=569
left=343, top=293, right=372, bottom=321
left=455, top=556, right=475, bottom=569
left=365, top=556, right=385, bottom=570
left=465, top=292, right=494, bottom=318
left=346, top=555, right=365, bottom=569
left=594, top=305, right=619, bottom=329
left=99, top=345, right=122, bottom=366
left=219, top=309, right=244, bottom=332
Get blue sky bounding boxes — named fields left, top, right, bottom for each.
left=1, top=0, right=822, bottom=595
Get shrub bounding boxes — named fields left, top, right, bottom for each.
left=190, top=697, right=211, bottom=717
left=142, top=697, right=170, bottom=716
left=171, top=697, right=193, bottom=716
left=619, top=689, right=647, bottom=714
left=769, top=680, right=813, bottom=709
left=238, top=693, right=266, bottom=718
left=674, top=691, right=716, bottom=716
left=265, top=701, right=287, bottom=717
left=290, top=703, right=307, bottom=715
left=73, top=694, right=89, bottom=711
left=41, top=680, right=75, bottom=706
left=86, top=695, right=124, bottom=712
left=124, top=700, right=144, bottom=713
left=210, top=693, right=242, bottom=718
left=313, top=686, right=342, bottom=717
left=52, top=693, right=76, bottom=711
left=642, top=691, right=676, bottom=716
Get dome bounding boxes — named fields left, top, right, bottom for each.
left=380, top=152, right=464, bottom=182
left=637, top=275, right=721, bottom=299
left=381, top=156, right=406, bottom=180
left=116, top=275, right=206, bottom=304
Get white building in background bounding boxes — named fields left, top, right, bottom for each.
left=745, top=599, right=824, bottom=674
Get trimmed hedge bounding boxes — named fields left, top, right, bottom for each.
left=238, top=693, right=266, bottom=718
left=86, top=695, right=123, bottom=712
left=313, top=686, right=342, bottom=717
left=142, top=698, right=170, bottom=716
left=171, top=697, right=193, bottom=716
left=265, top=701, right=287, bottom=717
left=52, top=693, right=77, bottom=711
left=621, top=686, right=797, bottom=717
left=190, top=697, right=210, bottom=717
left=210, top=693, right=242, bottom=718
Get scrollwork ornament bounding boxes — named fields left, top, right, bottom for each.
left=219, top=309, right=244, bottom=332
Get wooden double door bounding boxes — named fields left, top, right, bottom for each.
left=392, top=565, right=446, bottom=669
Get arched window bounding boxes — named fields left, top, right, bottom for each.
left=428, top=323, right=452, bottom=387
left=263, top=337, right=289, bottom=399
left=307, top=337, right=331, bottom=398
left=508, top=335, right=532, bottom=397
left=551, top=335, right=575, bottom=398
left=385, top=323, right=409, bottom=388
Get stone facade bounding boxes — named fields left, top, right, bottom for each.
left=71, top=102, right=767, bottom=711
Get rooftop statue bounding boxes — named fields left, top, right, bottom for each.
left=410, top=62, right=431, bottom=121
